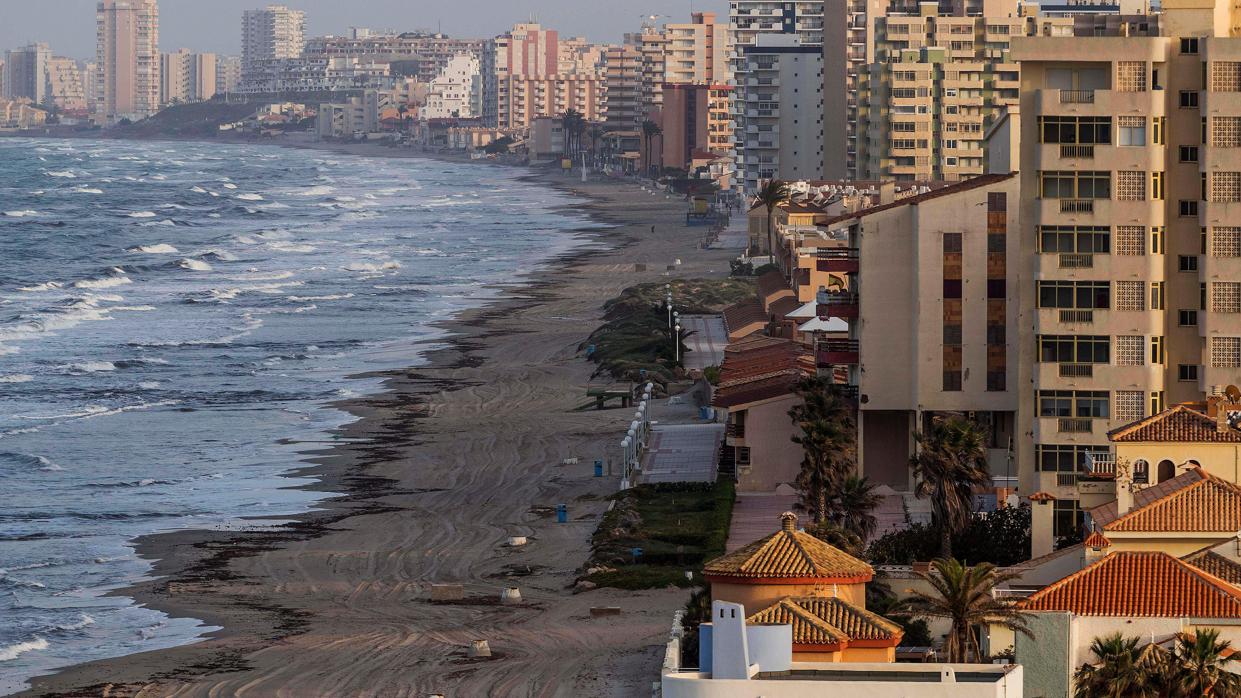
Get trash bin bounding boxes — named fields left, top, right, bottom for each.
left=556, top=503, right=567, bottom=523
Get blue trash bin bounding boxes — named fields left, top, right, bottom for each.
left=556, top=503, right=567, bottom=523
left=594, top=460, right=603, bottom=477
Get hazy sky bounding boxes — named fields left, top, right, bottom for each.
left=1, top=1, right=730, bottom=59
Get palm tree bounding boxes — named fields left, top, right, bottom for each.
left=900, top=558, right=1032, bottom=663
left=1173, top=629, right=1241, bottom=697
left=806, top=520, right=864, bottom=557
left=911, top=416, right=992, bottom=558
left=1074, top=633, right=1159, bottom=698
left=789, top=376, right=855, bottom=523
left=753, top=179, right=790, bottom=261
left=641, top=119, right=662, bottom=179
left=835, top=475, right=883, bottom=542
left=586, top=123, right=605, bottom=167
left=561, top=109, right=584, bottom=158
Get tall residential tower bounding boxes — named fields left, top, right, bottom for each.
left=96, top=0, right=160, bottom=123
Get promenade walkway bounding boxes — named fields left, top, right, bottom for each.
left=680, top=315, right=727, bottom=371
left=640, top=423, right=723, bottom=484
left=726, top=491, right=799, bottom=552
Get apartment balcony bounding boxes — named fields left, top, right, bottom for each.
left=816, top=247, right=860, bottom=273
left=725, top=421, right=746, bottom=444
left=1033, top=88, right=1165, bottom=119
left=817, top=339, right=859, bottom=366
left=1059, top=144, right=1095, bottom=159
left=816, top=290, right=860, bottom=319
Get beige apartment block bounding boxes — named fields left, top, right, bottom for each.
left=603, top=44, right=642, bottom=128
left=96, top=0, right=160, bottom=123
left=1011, top=1, right=1241, bottom=555
left=161, top=49, right=217, bottom=106
left=664, top=12, right=732, bottom=86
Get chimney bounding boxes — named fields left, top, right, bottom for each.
left=1115, top=474, right=1134, bottom=516
left=780, top=511, right=798, bottom=533
left=1210, top=396, right=1231, bottom=433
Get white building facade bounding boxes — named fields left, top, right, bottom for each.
left=423, top=53, right=480, bottom=119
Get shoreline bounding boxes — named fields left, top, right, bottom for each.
left=21, top=138, right=739, bottom=697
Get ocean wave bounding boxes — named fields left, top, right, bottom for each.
left=0, top=374, right=34, bottom=383
left=267, top=242, right=315, bottom=253
left=63, top=361, right=117, bottom=374
left=18, top=281, right=63, bottom=292
left=72, top=187, right=103, bottom=194
left=53, top=615, right=96, bottom=633
left=344, top=261, right=401, bottom=273
left=0, top=452, right=63, bottom=470
left=4, top=210, right=39, bottom=217
left=222, top=183, right=237, bottom=190
left=190, top=185, right=208, bottom=194
left=139, top=219, right=177, bottom=227
left=236, top=193, right=263, bottom=201
left=128, top=244, right=179, bottom=254
left=298, top=185, right=334, bottom=196
left=289, top=293, right=354, bottom=302
left=73, top=275, right=131, bottom=289
left=126, top=211, right=157, bottom=218
left=0, top=637, right=48, bottom=662
left=198, top=249, right=237, bottom=262
left=178, top=259, right=212, bottom=272
left=111, top=305, right=157, bottom=312
left=45, top=170, right=76, bottom=178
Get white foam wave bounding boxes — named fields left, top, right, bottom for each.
left=64, top=361, right=116, bottom=374
left=126, top=211, right=157, bottom=218
left=298, top=185, right=334, bottom=196
left=72, top=187, right=103, bottom=194
left=222, top=183, right=238, bottom=190
left=4, top=210, right=39, bottom=217
left=129, top=244, right=179, bottom=254
left=179, top=259, right=212, bottom=272
left=0, top=638, right=48, bottom=662
left=73, top=275, right=131, bottom=289
left=236, top=193, right=263, bottom=201
left=45, top=170, right=76, bottom=178
left=18, top=281, right=63, bottom=292
left=344, top=261, right=401, bottom=273
left=54, top=615, right=95, bottom=632
left=0, top=374, right=34, bottom=384
left=190, top=186, right=208, bottom=194
left=139, top=220, right=177, bottom=227
left=289, top=293, right=354, bottom=302
left=267, top=242, right=316, bottom=253
left=111, top=305, right=157, bottom=312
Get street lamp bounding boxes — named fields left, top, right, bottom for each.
left=674, top=323, right=682, bottom=363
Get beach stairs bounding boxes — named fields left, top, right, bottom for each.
left=717, top=444, right=737, bottom=482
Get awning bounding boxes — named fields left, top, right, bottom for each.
left=798, top=317, right=849, bottom=333
left=786, top=300, right=818, bottom=320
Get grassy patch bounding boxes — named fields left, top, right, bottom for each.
left=586, top=481, right=735, bottom=590
left=585, top=279, right=755, bottom=381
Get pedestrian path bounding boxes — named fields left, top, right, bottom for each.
left=726, top=491, right=800, bottom=552
left=640, top=423, right=723, bottom=484
left=681, top=315, right=727, bottom=370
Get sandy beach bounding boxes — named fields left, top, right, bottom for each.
left=22, top=143, right=739, bottom=698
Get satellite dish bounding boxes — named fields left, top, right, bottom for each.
left=1226, top=385, right=1241, bottom=401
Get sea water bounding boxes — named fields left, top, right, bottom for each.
left=0, top=138, right=597, bottom=693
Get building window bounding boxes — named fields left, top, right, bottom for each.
left=1180, top=90, right=1201, bottom=108
left=1115, top=226, right=1145, bottom=255
left=1151, top=171, right=1165, bottom=200
left=1151, top=226, right=1166, bottom=254
left=1214, top=282, right=1241, bottom=313
left=1115, top=390, right=1145, bottom=423
left=1037, top=444, right=1108, bottom=473
left=1151, top=390, right=1166, bottom=415
left=1053, top=499, right=1085, bottom=541
left=1212, top=337, right=1241, bottom=367
left=1151, top=281, right=1166, bottom=310
left=1153, top=116, right=1166, bottom=145
left=1039, top=226, right=1110, bottom=254
left=1182, top=37, right=1201, bottom=54
left=1115, top=281, right=1146, bottom=311
left=1212, top=116, right=1241, bottom=147
left=1179, top=309, right=1199, bottom=326
left=1180, top=145, right=1200, bottom=163
left=1180, top=200, right=1200, bottom=217
left=1213, top=172, right=1241, bottom=202
left=1116, top=170, right=1146, bottom=201
left=1039, top=171, right=1111, bottom=199
left=1038, top=281, right=1111, bottom=309
left=1116, top=61, right=1147, bottom=92
left=1039, top=116, right=1112, bottom=144
left=1116, top=335, right=1145, bottom=366
left=1179, top=255, right=1200, bottom=272
left=1211, top=61, right=1241, bottom=91
left=1179, top=364, right=1201, bottom=382
left=1038, top=335, right=1110, bottom=363
left=1038, top=390, right=1110, bottom=418
left=1152, top=335, right=1166, bottom=365
left=1117, top=116, right=1145, bottom=146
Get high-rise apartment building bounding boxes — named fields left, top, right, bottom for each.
left=96, top=0, right=160, bottom=123
left=737, top=34, right=825, bottom=191
left=303, top=33, right=482, bottom=84
left=241, top=5, right=305, bottom=86
left=422, top=53, right=480, bottom=119
left=3, top=43, right=51, bottom=103
left=161, top=49, right=217, bottom=105
left=631, top=27, right=668, bottom=121
left=46, top=57, right=88, bottom=111
left=1009, top=3, right=1241, bottom=554
left=482, top=23, right=604, bottom=129
left=729, top=1, right=825, bottom=191
left=216, top=55, right=242, bottom=94
left=664, top=12, right=732, bottom=86
left=603, top=44, right=642, bottom=127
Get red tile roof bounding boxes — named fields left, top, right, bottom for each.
left=1109, top=404, right=1241, bottom=443
left=1029, top=491, right=1056, bottom=502
left=757, top=271, right=793, bottom=301
left=769, top=295, right=800, bottom=320
left=704, top=514, right=874, bottom=583
left=1184, top=549, right=1241, bottom=586
left=711, top=336, right=812, bottom=409
left=748, top=597, right=903, bottom=649
left=1091, top=469, right=1241, bottom=533
left=721, top=298, right=767, bottom=336
left=1022, top=552, right=1241, bottom=617
left=1084, top=530, right=1111, bottom=550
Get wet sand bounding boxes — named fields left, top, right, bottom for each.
left=23, top=146, right=739, bottom=697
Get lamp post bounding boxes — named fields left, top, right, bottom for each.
left=621, top=437, right=631, bottom=478
left=674, top=323, right=682, bottom=364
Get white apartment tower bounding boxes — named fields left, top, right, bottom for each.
left=161, top=49, right=218, bottom=105
left=242, top=5, right=306, bottom=82
left=3, top=43, right=51, bottom=103
left=96, top=0, right=160, bottom=123
left=737, top=34, right=825, bottom=191
left=423, top=53, right=481, bottom=119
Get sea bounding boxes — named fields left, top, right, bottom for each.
left=0, top=138, right=599, bottom=694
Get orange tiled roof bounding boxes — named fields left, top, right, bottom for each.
left=1098, top=469, right=1241, bottom=533
left=721, top=298, right=767, bottom=335
left=1109, top=404, right=1241, bottom=443
left=1084, top=530, right=1111, bottom=549
left=757, top=271, right=793, bottom=301
left=1184, top=549, right=1241, bottom=586
left=769, top=295, right=800, bottom=320
left=711, top=337, right=813, bottom=409
left=703, top=514, right=873, bottom=583
left=1029, top=491, right=1056, bottom=502
left=1022, top=552, right=1241, bottom=617
left=747, top=597, right=902, bottom=648
left=1088, top=468, right=1205, bottom=529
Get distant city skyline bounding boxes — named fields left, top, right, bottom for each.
left=0, top=1, right=730, bottom=59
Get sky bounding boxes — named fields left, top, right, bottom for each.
left=1, top=0, right=730, bottom=60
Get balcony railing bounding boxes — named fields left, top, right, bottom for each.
left=1060, top=90, right=1095, bottom=103
left=725, top=422, right=746, bottom=439
left=1059, top=309, right=1094, bottom=324
left=1059, top=199, right=1095, bottom=214
left=817, top=248, right=860, bottom=260
left=1058, top=417, right=1094, bottom=433
left=819, top=339, right=860, bottom=353
left=1060, top=144, right=1095, bottom=159
left=1059, top=253, right=1094, bottom=269
left=1057, top=473, right=1079, bottom=487
left=1059, top=363, right=1094, bottom=378
left=817, top=291, right=859, bottom=305
left=828, top=384, right=860, bottom=401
